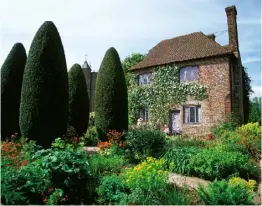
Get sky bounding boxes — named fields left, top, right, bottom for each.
left=0, top=0, right=261, bottom=98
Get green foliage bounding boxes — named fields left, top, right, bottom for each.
left=88, top=154, right=127, bottom=177
left=128, top=66, right=207, bottom=124
left=1, top=43, right=27, bottom=139
left=19, top=21, right=68, bottom=148
left=211, top=120, right=237, bottom=138
left=96, top=174, right=129, bottom=204
left=120, top=186, right=190, bottom=205
left=121, top=52, right=146, bottom=86
left=88, top=112, right=95, bottom=127
left=83, top=126, right=100, bottom=146
left=95, top=47, right=128, bottom=141
left=249, top=97, right=261, bottom=124
left=190, top=147, right=259, bottom=180
left=32, top=138, right=92, bottom=204
left=242, top=66, right=253, bottom=123
left=235, top=122, right=261, bottom=159
left=167, top=137, right=206, bottom=148
left=125, top=129, right=167, bottom=162
left=1, top=162, right=51, bottom=205
left=197, top=179, right=255, bottom=205
left=68, top=64, right=90, bottom=136
left=164, top=147, right=201, bottom=175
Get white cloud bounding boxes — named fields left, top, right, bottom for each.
left=243, top=57, right=261, bottom=64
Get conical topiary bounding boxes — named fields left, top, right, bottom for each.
left=19, top=21, right=68, bottom=147
left=1, top=43, right=27, bottom=139
left=95, top=47, right=128, bottom=141
left=68, top=64, right=90, bottom=136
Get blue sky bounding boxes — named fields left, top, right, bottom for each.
left=0, top=0, right=261, bottom=98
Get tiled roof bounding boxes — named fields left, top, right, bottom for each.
left=132, top=32, right=232, bottom=70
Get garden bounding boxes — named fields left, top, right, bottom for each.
left=1, top=21, right=261, bottom=205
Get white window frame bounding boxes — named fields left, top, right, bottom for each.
left=184, top=106, right=201, bottom=124
left=180, top=66, right=199, bottom=82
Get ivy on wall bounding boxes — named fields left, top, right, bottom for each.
left=128, top=66, right=208, bottom=124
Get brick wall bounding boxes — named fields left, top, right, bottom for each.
left=133, top=56, right=232, bottom=136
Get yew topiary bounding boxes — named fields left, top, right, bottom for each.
left=68, top=64, right=90, bottom=136
left=1, top=43, right=27, bottom=139
left=95, top=47, right=128, bottom=141
left=19, top=21, right=68, bottom=147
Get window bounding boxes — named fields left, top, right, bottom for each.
left=138, top=73, right=152, bottom=85
left=139, top=108, right=148, bottom=121
left=184, top=106, right=201, bottom=123
left=180, top=66, right=199, bottom=82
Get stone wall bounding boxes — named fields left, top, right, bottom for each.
left=133, top=55, right=232, bottom=136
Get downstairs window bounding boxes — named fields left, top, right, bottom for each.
left=184, top=106, right=201, bottom=124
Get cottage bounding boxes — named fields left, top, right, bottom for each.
left=131, top=5, right=245, bottom=136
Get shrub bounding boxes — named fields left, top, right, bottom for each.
left=125, top=129, right=167, bottom=162
left=96, top=174, right=129, bottom=204
left=1, top=43, right=27, bottom=139
left=235, top=122, right=261, bottom=159
left=211, top=121, right=236, bottom=138
left=68, top=64, right=90, bottom=136
left=88, top=112, right=95, bottom=127
left=1, top=161, right=51, bottom=205
left=95, top=47, right=128, bottom=141
left=122, top=157, right=168, bottom=191
left=88, top=154, right=127, bottom=177
left=197, top=179, right=255, bottom=205
left=19, top=21, right=68, bottom=148
left=32, top=138, right=92, bottom=204
left=189, top=148, right=259, bottom=180
left=228, top=177, right=257, bottom=192
left=83, top=126, right=100, bottom=146
left=163, top=146, right=201, bottom=175
left=167, top=137, right=206, bottom=148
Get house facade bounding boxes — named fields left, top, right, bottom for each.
left=131, top=5, right=244, bottom=136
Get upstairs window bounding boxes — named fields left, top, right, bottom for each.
left=180, top=66, right=199, bottom=82
left=139, top=108, right=148, bottom=121
left=184, top=106, right=201, bottom=124
left=138, top=73, right=152, bottom=85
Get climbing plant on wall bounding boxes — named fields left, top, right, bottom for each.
left=128, top=66, right=208, bottom=124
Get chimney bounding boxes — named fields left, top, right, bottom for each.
left=225, top=5, right=239, bottom=53
left=207, top=33, right=216, bottom=41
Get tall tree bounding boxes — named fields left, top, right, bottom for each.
left=249, top=97, right=261, bottom=124
left=242, top=66, right=253, bottom=123
left=19, top=21, right=68, bottom=147
left=68, top=64, right=90, bottom=136
left=95, top=47, right=128, bottom=140
left=1, top=43, right=27, bottom=139
left=122, top=53, right=146, bottom=86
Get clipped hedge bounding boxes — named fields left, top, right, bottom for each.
left=1, top=43, right=27, bottom=139
left=19, top=21, right=68, bottom=147
left=68, top=64, right=90, bottom=136
left=95, top=47, right=128, bottom=140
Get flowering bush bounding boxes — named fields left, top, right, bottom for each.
left=122, top=157, right=168, bottom=191
left=97, top=141, right=111, bottom=150
left=228, top=177, right=257, bottom=192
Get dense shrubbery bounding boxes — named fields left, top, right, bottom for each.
left=68, top=64, right=90, bottom=136
left=190, top=147, right=259, bottom=181
left=95, top=47, right=128, bottom=141
left=1, top=43, right=27, bottom=139
left=83, top=126, right=100, bottom=146
left=125, top=129, right=167, bottom=162
left=164, top=146, right=201, bottom=175
left=197, top=179, right=255, bottom=205
left=19, top=21, right=68, bottom=148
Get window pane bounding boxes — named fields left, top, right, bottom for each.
left=190, top=107, right=195, bottom=123
left=180, top=66, right=199, bottom=82
left=196, top=106, right=201, bottom=123
left=184, top=107, right=189, bottom=123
